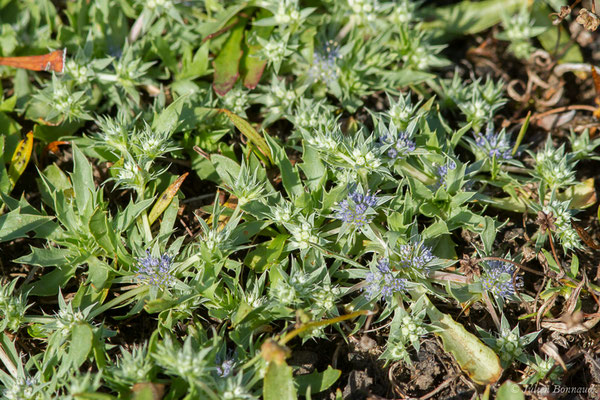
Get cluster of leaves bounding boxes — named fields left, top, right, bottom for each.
left=0, top=0, right=599, bottom=399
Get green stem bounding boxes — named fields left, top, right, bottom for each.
left=89, top=286, right=147, bottom=319
left=279, top=309, right=371, bottom=346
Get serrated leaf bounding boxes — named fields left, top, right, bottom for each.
left=151, top=94, right=188, bottom=134
left=15, top=247, right=72, bottom=266
left=114, top=198, right=155, bottom=233
left=8, top=130, right=33, bottom=190
left=148, top=172, right=188, bottom=225
left=29, top=265, right=78, bottom=296
left=0, top=208, right=53, bottom=242
left=90, top=208, right=118, bottom=255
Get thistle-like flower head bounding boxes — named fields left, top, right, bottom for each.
left=135, top=251, right=175, bottom=290
left=335, top=190, right=378, bottom=227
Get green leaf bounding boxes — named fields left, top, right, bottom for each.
left=220, top=109, right=272, bottom=163
left=15, top=247, right=72, bottom=266
left=213, top=20, right=246, bottom=95
left=87, top=256, right=110, bottom=290
left=211, top=154, right=241, bottom=188
left=69, top=323, right=93, bottom=368
left=151, top=94, right=188, bottom=135
left=480, top=216, right=497, bottom=255
left=559, top=178, right=596, bottom=210
left=29, top=265, right=78, bottom=296
left=71, top=143, right=94, bottom=215
left=497, top=380, right=524, bottom=400
left=90, top=208, right=118, bottom=255
left=427, top=303, right=502, bottom=385
left=0, top=136, right=11, bottom=194
left=265, top=133, right=302, bottom=199
left=0, top=208, right=53, bottom=242
left=114, top=198, right=155, bottom=233
left=244, top=234, right=288, bottom=273
left=296, top=366, right=341, bottom=395
left=299, top=145, right=326, bottom=191
left=264, top=361, right=297, bottom=400
left=420, top=0, right=528, bottom=37
left=178, top=42, right=210, bottom=80
left=241, top=11, right=273, bottom=89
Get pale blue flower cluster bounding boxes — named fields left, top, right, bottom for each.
left=309, top=40, right=340, bottom=84
left=380, top=130, right=416, bottom=160
left=364, top=259, right=407, bottom=301
left=436, top=160, right=456, bottom=189
left=135, top=251, right=175, bottom=289
left=397, top=242, right=434, bottom=271
left=480, top=260, right=522, bottom=298
left=475, top=126, right=512, bottom=160
left=335, top=190, right=378, bottom=227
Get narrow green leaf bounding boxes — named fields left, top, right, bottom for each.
left=0, top=136, right=10, bottom=194
left=213, top=20, right=245, bottom=95
left=513, top=111, right=530, bottom=156
left=264, top=361, right=297, bottom=400
left=265, top=133, right=302, bottom=198
left=71, top=143, right=94, bottom=215
left=220, top=109, right=272, bottom=162
left=296, top=366, right=341, bottom=395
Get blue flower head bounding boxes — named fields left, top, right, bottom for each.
left=436, top=160, right=456, bottom=189
left=380, top=130, right=416, bottom=160
left=364, top=258, right=407, bottom=301
left=335, top=190, right=378, bottom=227
left=397, top=242, right=434, bottom=271
left=216, top=358, right=234, bottom=378
left=475, top=125, right=513, bottom=160
left=135, top=251, right=175, bottom=289
left=480, top=260, right=522, bottom=298
left=309, top=40, right=340, bottom=85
